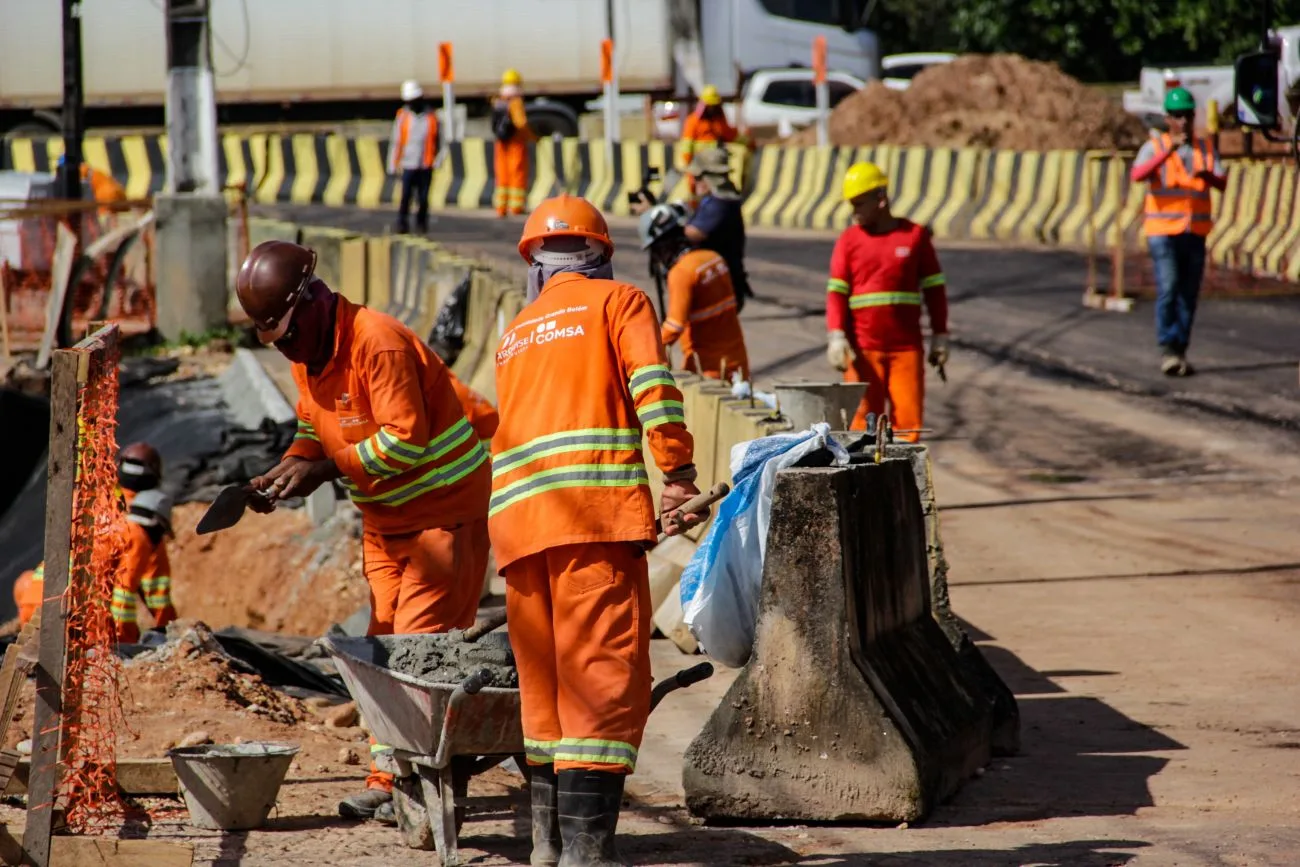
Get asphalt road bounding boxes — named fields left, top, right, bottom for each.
left=263, top=204, right=1300, bottom=431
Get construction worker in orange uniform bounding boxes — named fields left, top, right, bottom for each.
left=492, top=195, right=702, bottom=867
left=1129, top=86, right=1225, bottom=376
left=639, top=202, right=749, bottom=381
left=13, top=564, right=44, bottom=628
left=57, top=155, right=127, bottom=214
left=492, top=69, right=535, bottom=217
left=826, top=162, right=949, bottom=442
left=234, top=240, right=492, bottom=824
left=113, top=489, right=178, bottom=643
left=388, top=79, right=440, bottom=235
left=679, top=85, right=748, bottom=201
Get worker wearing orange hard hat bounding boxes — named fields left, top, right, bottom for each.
left=679, top=85, right=749, bottom=200
left=492, top=194, right=702, bottom=866
left=233, top=239, right=493, bottom=823
left=492, top=68, right=536, bottom=217
left=826, top=162, right=949, bottom=442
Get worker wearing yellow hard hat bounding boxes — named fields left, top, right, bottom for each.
left=825, top=162, right=950, bottom=442
left=492, top=68, right=535, bottom=216
left=680, top=83, right=750, bottom=200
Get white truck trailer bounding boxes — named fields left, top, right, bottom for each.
left=0, top=0, right=880, bottom=136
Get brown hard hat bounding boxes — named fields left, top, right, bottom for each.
left=118, top=441, right=162, bottom=478
left=236, top=240, right=318, bottom=343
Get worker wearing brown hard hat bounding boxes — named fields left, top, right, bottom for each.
left=233, top=239, right=496, bottom=824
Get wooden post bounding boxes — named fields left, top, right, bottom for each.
left=22, top=325, right=117, bottom=867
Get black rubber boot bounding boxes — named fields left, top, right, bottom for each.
left=556, top=770, right=629, bottom=867
left=338, top=787, right=391, bottom=820
left=529, top=764, right=562, bottom=866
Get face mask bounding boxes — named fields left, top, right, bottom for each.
left=275, top=281, right=337, bottom=366
left=526, top=259, right=615, bottom=302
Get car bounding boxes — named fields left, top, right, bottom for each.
left=881, top=52, right=957, bottom=91
left=652, top=68, right=868, bottom=139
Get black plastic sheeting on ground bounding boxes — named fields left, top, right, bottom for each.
left=165, top=417, right=299, bottom=506
left=0, top=389, right=50, bottom=519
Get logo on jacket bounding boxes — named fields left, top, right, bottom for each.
left=895, top=246, right=911, bottom=258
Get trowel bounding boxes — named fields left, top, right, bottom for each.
left=195, top=485, right=271, bottom=535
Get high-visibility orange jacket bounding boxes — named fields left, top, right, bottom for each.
left=489, top=274, right=694, bottom=569
left=284, top=296, right=491, bottom=536
left=661, top=249, right=749, bottom=381
left=680, top=107, right=742, bottom=160
left=1143, top=132, right=1217, bottom=237
left=494, top=95, right=535, bottom=144
left=80, top=164, right=126, bottom=205
left=113, top=521, right=176, bottom=641
left=389, top=108, right=439, bottom=172
left=14, top=566, right=43, bottom=627
left=448, top=372, right=499, bottom=441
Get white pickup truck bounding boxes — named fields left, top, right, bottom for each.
left=1123, top=25, right=1300, bottom=131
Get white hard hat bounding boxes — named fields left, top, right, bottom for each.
left=400, top=80, right=423, bottom=101
left=129, top=488, right=174, bottom=532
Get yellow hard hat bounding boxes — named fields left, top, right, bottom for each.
left=502, top=68, right=522, bottom=86
left=700, top=85, right=721, bottom=106
left=843, top=162, right=888, bottom=201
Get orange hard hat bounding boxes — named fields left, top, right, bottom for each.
left=517, top=195, right=614, bottom=263
left=235, top=240, right=318, bottom=343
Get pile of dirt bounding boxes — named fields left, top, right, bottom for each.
left=386, top=632, right=518, bottom=688
left=789, top=54, right=1146, bottom=151
left=168, top=502, right=366, bottom=637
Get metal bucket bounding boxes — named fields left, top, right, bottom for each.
left=167, top=742, right=299, bottom=831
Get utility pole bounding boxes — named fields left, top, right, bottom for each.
left=60, top=0, right=85, bottom=201
left=164, top=0, right=219, bottom=194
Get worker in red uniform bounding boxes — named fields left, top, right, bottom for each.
left=113, top=489, right=178, bottom=643
left=388, top=79, right=440, bottom=235
left=639, top=202, right=749, bottom=381
left=233, top=239, right=492, bottom=823
left=493, top=195, right=702, bottom=867
left=679, top=85, right=748, bottom=200
left=492, top=69, right=535, bottom=217
left=826, top=162, right=949, bottom=442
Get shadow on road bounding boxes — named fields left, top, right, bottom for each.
left=959, top=560, right=1300, bottom=588
left=942, top=493, right=1153, bottom=511
left=791, top=839, right=1149, bottom=866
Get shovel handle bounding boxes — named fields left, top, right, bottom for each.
left=463, top=610, right=509, bottom=642
left=658, top=483, right=730, bottom=538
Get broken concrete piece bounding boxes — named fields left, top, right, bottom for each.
left=176, top=730, right=212, bottom=749
left=339, top=747, right=361, bottom=766
left=384, top=632, right=518, bottom=688
left=683, top=462, right=993, bottom=822
left=325, top=701, right=359, bottom=729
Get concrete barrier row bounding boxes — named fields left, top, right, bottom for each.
left=8, top=134, right=1297, bottom=282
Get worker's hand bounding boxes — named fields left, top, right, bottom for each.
left=252, top=457, right=340, bottom=501
left=826, top=330, right=855, bottom=372
left=660, top=480, right=704, bottom=536
left=928, top=333, right=950, bottom=369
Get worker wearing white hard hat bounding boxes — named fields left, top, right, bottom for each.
left=389, top=79, right=440, bottom=234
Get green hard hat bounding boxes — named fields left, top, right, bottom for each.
left=1164, top=86, right=1196, bottom=113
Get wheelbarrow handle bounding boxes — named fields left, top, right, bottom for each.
left=433, top=668, right=495, bottom=769
left=649, top=661, right=715, bottom=713
left=461, top=667, right=495, bottom=695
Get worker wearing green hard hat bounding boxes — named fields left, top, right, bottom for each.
left=1129, top=84, right=1226, bottom=377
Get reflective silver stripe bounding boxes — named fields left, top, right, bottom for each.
left=628, top=364, right=675, bottom=398
left=553, top=738, right=638, bottom=770
left=349, top=440, right=489, bottom=506
left=492, top=428, right=642, bottom=477
left=663, top=319, right=685, bottom=333
left=488, top=463, right=648, bottom=517
left=357, top=436, right=401, bottom=478
left=688, top=296, right=736, bottom=322
left=636, top=400, right=685, bottom=429
left=374, top=428, right=425, bottom=465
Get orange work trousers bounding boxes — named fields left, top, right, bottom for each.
left=493, top=139, right=529, bottom=215
left=504, top=542, right=652, bottom=775
left=362, top=519, right=489, bottom=790
left=844, top=348, right=925, bottom=443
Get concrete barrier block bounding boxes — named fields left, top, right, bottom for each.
left=647, top=534, right=696, bottom=615
left=300, top=226, right=359, bottom=298
left=338, top=236, right=368, bottom=305
left=247, top=218, right=300, bottom=250
left=653, top=581, right=698, bottom=655
left=683, top=461, right=993, bottom=822
left=366, top=236, right=393, bottom=312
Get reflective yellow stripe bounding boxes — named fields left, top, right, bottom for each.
left=295, top=419, right=319, bottom=443
left=347, top=439, right=489, bottom=506
left=628, top=364, right=675, bottom=399
left=492, top=428, right=642, bottom=477
left=636, top=399, right=685, bottom=429
left=553, top=738, right=638, bottom=771
left=849, top=292, right=922, bottom=309
left=111, top=588, right=137, bottom=622
left=920, top=273, right=945, bottom=289
left=488, top=463, right=648, bottom=518
left=827, top=278, right=850, bottom=295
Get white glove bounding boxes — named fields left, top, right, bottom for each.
left=928, top=333, right=950, bottom=368
left=827, top=330, right=855, bottom=372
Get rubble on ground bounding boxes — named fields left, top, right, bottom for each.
left=788, top=54, right=1146, bottom=151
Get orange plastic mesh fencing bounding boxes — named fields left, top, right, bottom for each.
left=54, top=342, right=131, bottom=833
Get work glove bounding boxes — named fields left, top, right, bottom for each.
left=928, top=333, right=950, bottom=369
left=826, top=330, right=855, bottom=372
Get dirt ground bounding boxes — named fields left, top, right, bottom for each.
left=4, top=237, right=1300, bottom=864
left=167, top=502, right=367, bottom=636
left=789, top=54, right=1147, bottom=151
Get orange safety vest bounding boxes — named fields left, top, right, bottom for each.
left=283, top=296, right=491, bottom=536
left=661, top=249, right=749, bottom=381
left=1143, top=133, right=1216, bottom=237
left=489, top=274, right=694, bottom=570
left=393, top=109, right=438, bottom=169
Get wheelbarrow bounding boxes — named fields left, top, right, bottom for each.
left=321, top=632, right=713, bottom=866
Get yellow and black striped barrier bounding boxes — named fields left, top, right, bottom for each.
left=5, top=134, right=1297, bottom=283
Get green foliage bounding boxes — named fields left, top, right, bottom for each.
left=868, top=0, right=1300, bottom=82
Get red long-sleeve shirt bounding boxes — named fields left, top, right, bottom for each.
left=826, top=219, right=948, bottom=352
